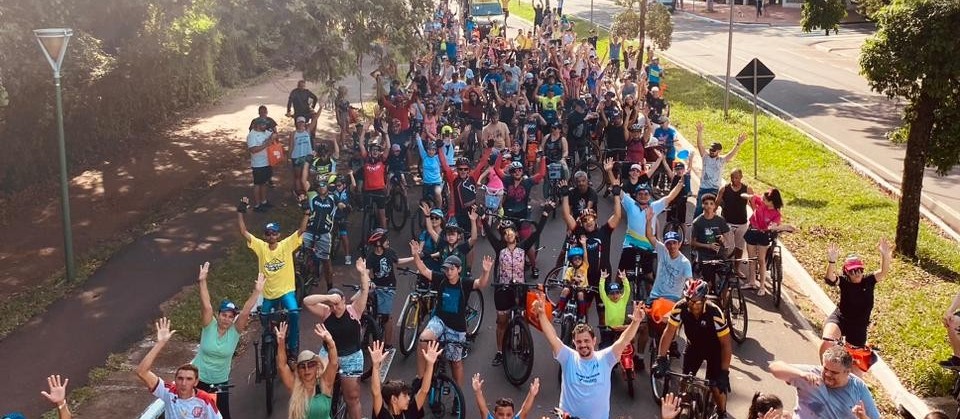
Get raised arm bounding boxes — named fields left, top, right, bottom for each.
left=471, top=374, right=492, bottom=419
left=296, top=194, right=312, bottom=236
left=236, top=274, right=266, bottom=332
left=875, top=237, right=892, bottom=281
left=236, top=198, right=253, bottom=242
left=644, top=207, right=660, bottom=248
left=136, top=318, right=176, bottom=392
left=42, top=374, right=72, bottom=419
left=607, top=175, right=624, bottom=228
left=531, top=298, right=565, bottom=357
left=409, top=240, right=435, bottom=280
left=369, top=341, right=387, bottom=416
left=769, top=361, right=820, bottom=386
left=611, top=302, right=646, bottom=358
left=275, top=322, right=295, bottom=390
left=723, top=133, right=747, bottom=162
left=316, top=324, right=340, bottom=394
left=350, top=258, right=372, bottom=314
left=559, top=182, right=576, bottom=231
left=417, top=341, right=442, bottom=409
left=825, top=243, right=840, bottom=286
left=695, top=121, right=706, bottom=157
left=467, top=209, right=480, bottom=247
left=197, top=262, right=214, bottom=326
left=474, top=255, right=495, bottom=289
left=517, top=378, right=541, bottom=419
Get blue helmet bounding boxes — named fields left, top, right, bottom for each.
left=567, top=247, right=585, bottom=260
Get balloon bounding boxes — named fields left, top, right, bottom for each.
left=676, top=149, right=690, bottom=160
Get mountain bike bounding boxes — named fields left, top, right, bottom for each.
left=698, top=258, right=754, bottom=344
left=294, top=243, right=322, bottom=304
left=648, top=301, right=683, bottom=405
left=765, top=230, right=790, bottom=308
left=422, top=338, right=469, bottom=419
left=498, top=282, right=541, bottom=386
left=251, top=308, right=290, bottom=415
left=340, top=283, right=389, bottom=381
left=600, top=326, right=641, bottom=398
left=656, top=370, right=718, bottom=419
left=387, top=172, right=411, bottom=232
left=543, top=162, right=567, bottom=217
left=397, top=267, right=439, bottom=357
left=356, top=196, right=380, bottom=257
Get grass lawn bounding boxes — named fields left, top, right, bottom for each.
left=510, top=0, right=960, bottom=396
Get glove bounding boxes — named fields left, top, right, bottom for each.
left=714, top=370, right=731, bottom=393
left=610, top=185, right=622, bottom=196
left=236, top=200, right=249, bottom=213
left=560, top=186, right=570, bottom=197
left=654, top=356, right=670, bottom=377
left=300, top=198, right=311, bottom=212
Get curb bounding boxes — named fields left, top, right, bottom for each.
left=661, top=50, right=935, bottom=419
left=679, top=10, right=774, bottom=26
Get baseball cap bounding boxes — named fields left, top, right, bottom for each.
left=391, top=143, right=401, bottom=151
left=295, top=116, right=307, bottom=123
left=264, top=222, right=280, bottom=233
left=843, top=254, right=865, bottom=272
left=630, top=163, right=644, bottom=172
left=297, top=350, right=320, bottom=364
left=664, top=231, right=682, bottom=244
left=442, top=255, right=462, bottom=269
left=606, top=281, right=623, bottom=294
left=635, top=182, right=652, bottom=193
left=219, top=299, right=239, bottom=314
left=709, top=142, right=723, bottom=152
left=650, top=86, right=660, bottom=92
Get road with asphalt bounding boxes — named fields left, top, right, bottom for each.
left=555, top=0, right=960, bottom=235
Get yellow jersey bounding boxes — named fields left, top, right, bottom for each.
left=248, top=233, right=303, bottom=299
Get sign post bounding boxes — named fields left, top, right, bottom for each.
left=734, top=58, right=775, bottom=178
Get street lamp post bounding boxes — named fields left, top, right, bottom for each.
left=722, top=0, right=735, bottom=116
left=34, top=28, right=75, bottom=282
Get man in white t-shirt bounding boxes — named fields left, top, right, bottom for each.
left=694, top=121, right=746, bottom=218
left=247, top=118, right=277, bottom=212
left=530, top=297, right=645, bottom=419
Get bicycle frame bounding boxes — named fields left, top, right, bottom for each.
left=662, top=370, right=716, bottom=419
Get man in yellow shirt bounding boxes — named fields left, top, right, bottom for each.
left=236, top=196, right=311, bottom=357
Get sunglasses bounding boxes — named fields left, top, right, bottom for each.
left=457, top=168, right=471, bottom=172
left=264, top=231, right=280, bottom=236
left=297, top=361, right=318, bottom=370
left=430, top=216, right=443, bottom=220
left=847, top=268, right=864, bottom=275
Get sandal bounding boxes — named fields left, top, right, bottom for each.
left=741, top=282, right=760, bottom=291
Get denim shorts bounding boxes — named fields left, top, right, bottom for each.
left=425, top=317, right=466, bottom=362
left=374, top=288, right=396, bottom=315
left=318, top=348, right=364, bottom=378
left=302, top=231, right=332, bottom=260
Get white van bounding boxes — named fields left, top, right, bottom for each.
left=470, top=0, right=507, bottom=32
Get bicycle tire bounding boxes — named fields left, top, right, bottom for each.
left=581, top=159, right=606, bottom=194
left=773, top=252, right=784, bottom=308
left=398, top=298, right=421, bottom=357
left=388, top=190, right=409, bottom=231
left=558, top=316, right=575, bottom=385
left=650, top=165, right=671, bottom=200
left=542, top=266, right=565, bottom=305
left=262, top=342, right=277, bottom=415
left=360, top=314, right=384, bottom=381
left=626, top=373, right=636, bottom=399
left=330, top=228, right=341, bottom=262
left=331, top=375, right=348, bottom=419
left=466, top=288, right=485, bottom=338
left=727, top=280, right=748, bottom=344
left=427, top=374, right=466, bottom=419
left=503, top=316, right=535, bottom=386
left=650, top=363, right=671, bottom=406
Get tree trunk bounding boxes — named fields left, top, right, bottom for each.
left=638, top=0, right=648, bottom=64
left=895, top=92, right=936, bottom=258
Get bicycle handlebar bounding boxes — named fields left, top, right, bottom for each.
left=698, top=257, right=758, bottom=266
left=341, top=283, right=396, bottom=291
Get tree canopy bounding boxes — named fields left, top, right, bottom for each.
left=859, top=0, right=960, bottom=256
left=611, top=0, right=674, bottom=52
left=801, top=0, right=847, bottom=35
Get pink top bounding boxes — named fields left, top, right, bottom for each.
left=748, top=195, right=782, bottom=231
left=486, top=168, right=504, bottom=191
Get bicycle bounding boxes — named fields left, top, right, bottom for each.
left=251, top=308, right=290, bottom=415
left=497, top=281, right=541, bottom=386
left=387, top=172, right=411, bottom=232
left=356, top=195, right=381, bottom=257
left=656, top=370, right=718, bottom=419
left=765, top=230, right=789, bottom=308
left=585, top=147, right=628, bottom=193
left=397, top=267, right=439, bottom=357
left=648, top=302, right=684, bottom=405
left=600, top=326, right=641, bottom=398
left=822, top=336, right=879, bottom=374
left=421, top=338, right=469, bottom=419
left=697, top=257, right=754, bottom=344
left=294, top=243, right=322, bottom=304
left=543, top=161, right=567, bottom=216
left=339, top=283, right=390, bottom=381
left=544, top=281, right=597, bottom=383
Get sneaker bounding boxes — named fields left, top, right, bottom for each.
left=345, top=255, right=353, bottom=265
left=492, top=352, right=504, bottom=366
left=940, top=356, right=960, bottom=368
left=531, top=268, right=540, bottom=279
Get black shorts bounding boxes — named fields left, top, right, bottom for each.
left=252, top=166, right=273, bottom=185
left=744, top=228, right=772, bottom=246
left=364, top=190, right=388, bottom=209
left=682, top=345, right=728, bottom=393
left=494, top=286, right=517, bottom=311
left=618, top=247, right=656, bottom=277
left=825, top=309, right=869, bottom=347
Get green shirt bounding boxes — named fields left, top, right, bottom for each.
left=192, top=320, right=241, bottom=384
left=307, top=392, right=332, bottom=418
left=600, top=277, right=632, bottom=327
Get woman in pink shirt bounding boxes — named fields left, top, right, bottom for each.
left=742, top=188, right=796, bottom=295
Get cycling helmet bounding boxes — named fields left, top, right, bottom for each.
left=367, top=228, right=388, bottom=244
left=567, top=247, right=585, bottom=260
left=524, top=72, right=535, bottom=80
left=498, top=219, right=516, bottom=231
left=368, top=141, right=383, bottom=151
left=628, top=123, right=644, bottom=132
left=441, top=125, right=455, bottom=135
left=429, top=208, right=445, bottom=219
left=455, top=157, right=471, bottom=168
left=683, top=278, right=709, bottom=301
left=551, top=121, right=563, bottom=129
left=508, top=161, right=524, bottom=172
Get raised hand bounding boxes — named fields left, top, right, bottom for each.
left=155, top=318, right=175, bottom=343
left=660, top=393, right=681, bottom=419
left=482, top=254, right=494, bottom=272
left=852, top=400, right=868, bottom=419
left=420, top=201, right=431, bottom=216
left=529, top=377, right=540, bottom=396
left=644, top=206, right=655, bottom=222
left=878, top=237, right=892, bottom=257
left=472, top=373, right=484, bottom=392
left=237, top=197, right=250, bottom=213
left=41, top=374, right=69, bottom=406
left=409, top=240, right=422, bottom=255
left=629, top=301, right=646, bottom=322
left=369, top=340, right=386, bottom=365
left=254, top=273, right=266, bottom=293
left=737, top=132, right=747, bottom=145
left=422, top=340, right=443, bottom=364
left=603, top=157, right=614, bottom=171
left=695, top=121, right=705, bottom=134
left=315, top=323, right=333, bottom=341
left=600, top=270, right=609, bottom=280
left=355, top=257, right=367, bottom=273
left=274, top=321, right=288, bottom=341
left=827, top=243, right=840, bottom=262
left=802, top=371, right=821, bottom=386
left=198, top=262, right=210, bottom=282
left=761, top=408, right=783, bottom=419
left=618, top=269, right=628, bottom=279
left=531, top=299, right=543, bottom=316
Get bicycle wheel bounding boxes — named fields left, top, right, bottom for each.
left=262, top=342, right=277, bottom=415
left=331, top=375, right=348, bottom=419
left=360, top=314, right=384, bottom=381
left=582, top=159, right=606, bottom=194
left=503, top=316, right=535, bottom=386
left=427, top=374, right=466, bottom=419
left=542, top=266, right=565, bottom=305
left=648, top=334, right=670, bottom=405
left=772, top=252, right=784, bottom=307
left=398, top=298, right=421, bottom=357
left=466, top=288, right=485, bottom=338
left=389, top=190, right=409, bottom=231
left=626, top=371, right=636, bottom=399
left=650, top=166, right=671, bottom=200
left=727, top=280, right=749, bottom=344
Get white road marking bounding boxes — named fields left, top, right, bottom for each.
left=839, top=96, right=869, bottom=109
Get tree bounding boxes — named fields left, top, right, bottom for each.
left=801, top=0, right=848, bottom=35
left=612, top=0, right=673, bottom=62
left=646, top=2, right=674, bottom=51
left=859, top=0, right=960, bottom=258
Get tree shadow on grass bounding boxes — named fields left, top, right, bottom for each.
left=848, top=201, right=892, bottom=212
left=788, top=197, right=828, bottom=209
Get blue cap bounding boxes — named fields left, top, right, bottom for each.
left=264, top=222, right=280, bottom=233
left=664, top=231, right=682, bottom=244
left=607, top=281, right=623, bottom=294
left=429, top=208, right=445, bottom=218
left=219, top=300, right=239, bottom=313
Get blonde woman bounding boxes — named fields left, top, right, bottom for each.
left=276, top=322, right=338, bottom=419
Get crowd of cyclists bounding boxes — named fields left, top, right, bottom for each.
left=20, top=2, right=960, bottom=419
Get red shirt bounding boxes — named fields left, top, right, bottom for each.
left=361, top=150, right=388, bottom=191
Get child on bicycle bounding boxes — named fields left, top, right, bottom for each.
left=599, top=269, right=633, bottom=349
left=365, top=229, right=415, bottom=346
left=387, top=143, right=408, bottom=191
left=331, top=173, right=355, bottom=265
left=553, top=237, right=590, bottom=319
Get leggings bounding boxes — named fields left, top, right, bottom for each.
left=260, top=291, right=300, bottom=352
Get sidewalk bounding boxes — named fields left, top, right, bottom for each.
left=679, top=0, right=867, bottom=25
